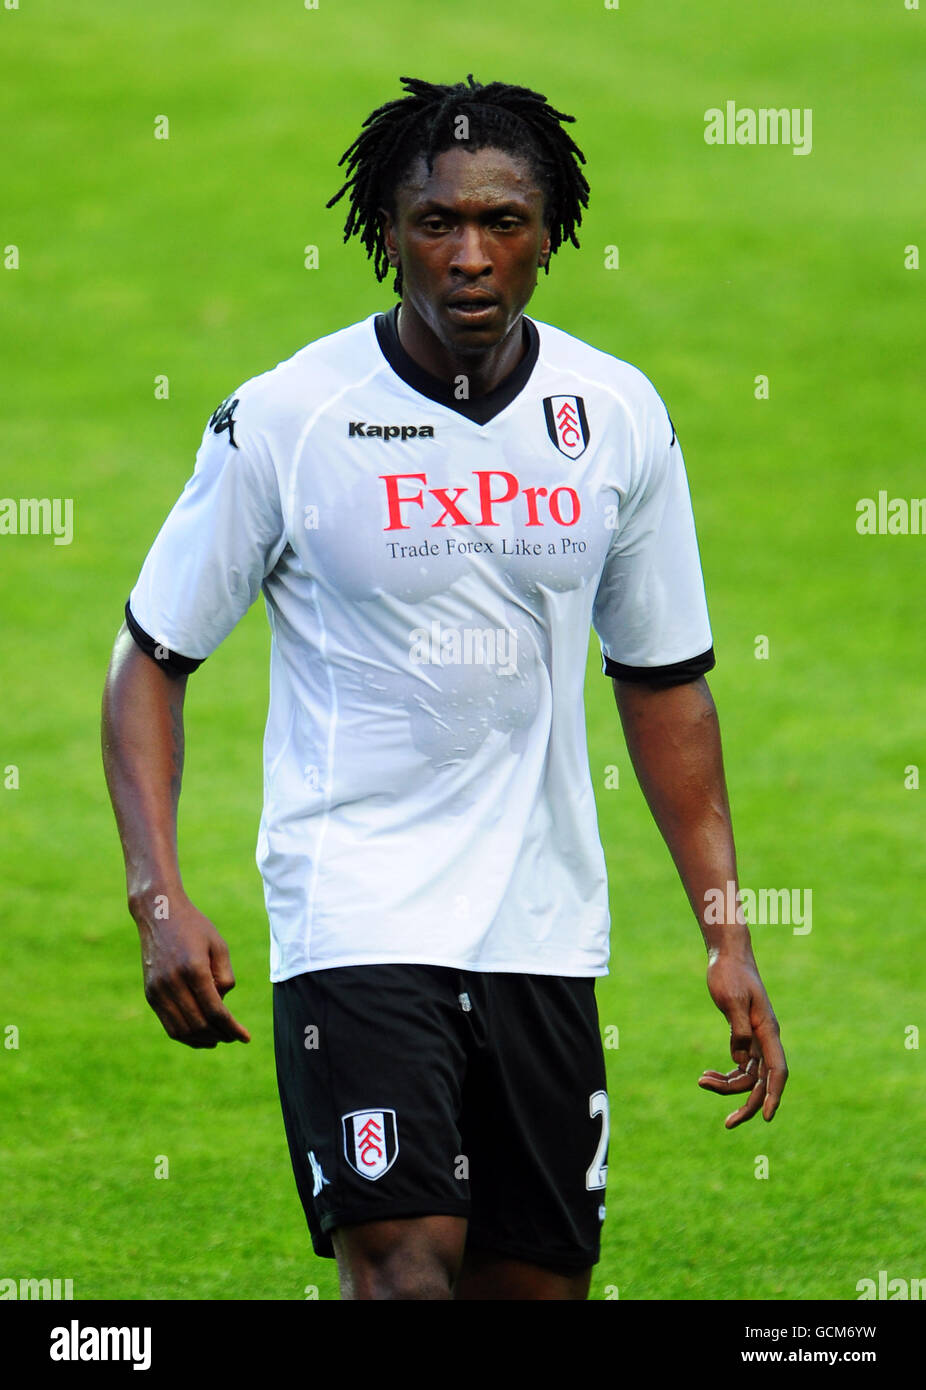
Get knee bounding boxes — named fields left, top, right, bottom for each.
left=348, top=1252, right=453, bottom=1300
left=333, top=1217, right=463, bottom=1301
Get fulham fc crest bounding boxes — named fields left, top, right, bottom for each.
left=342, top=1108, right=399, bottom=1181
left=543, top=395, right=590, bottom=460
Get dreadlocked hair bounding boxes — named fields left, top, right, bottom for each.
left=326, top=74, right=589, bottom=295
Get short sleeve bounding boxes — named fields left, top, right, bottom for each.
left=592, top=388, right=715, bottom=687
left=127, top=392, right=287, bottom=670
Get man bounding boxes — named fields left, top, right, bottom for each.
left=102, top=75, right=787, bottom=1301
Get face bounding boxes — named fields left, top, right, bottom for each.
left=380, top=144, right=552, bottom=357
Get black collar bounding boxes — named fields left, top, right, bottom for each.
left=374, top=304, right=539, bottom=426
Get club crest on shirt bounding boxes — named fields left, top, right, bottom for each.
left=342, top=1108, right=399, bottom=1180
left=209, top=395, right=239, bottom=449
left=543, top=395, right=590, bottom=459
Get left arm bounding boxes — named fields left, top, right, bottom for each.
left=613, top=675, right=788, bottom=1127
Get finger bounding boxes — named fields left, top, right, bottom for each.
left=699, top=1060, right=758, bottom=1082
left=166, top=977, right=227, bottom=1045
left=762, top=1064, right=787, bottom=1120
left=149, top=967, right=249, bottom=1046
left=209, top=938, right=237, bottom=998
left=699, top=1074, right=755, bottom=1095
left=187, top=969, right=251, bottom=1043
left=752, top=1015, right=788, bottom=1119
left=145, top=976, right=191, bottom=1039
left=698, top=1058, right=758, bottom=1094
left=181, top=1031, right=219, bottom=1050
left=148, top=986, right=217, bottom=1048
left=725, top=1072, right=767, bottom=1129
left=728, top=1019, right=754, bottom=1069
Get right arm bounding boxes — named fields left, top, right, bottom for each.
left=101, top=624, right=250, bottom=1048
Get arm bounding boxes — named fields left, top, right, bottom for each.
left=613, top=674, right=786, bottom=1126
left=101, top=624, right=250, bottom=1048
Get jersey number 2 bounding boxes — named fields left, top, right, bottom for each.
left=585, top=1089, right=609, bottom=1191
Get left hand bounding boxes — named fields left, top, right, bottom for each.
left=698, top=951, right=788, bottom=1128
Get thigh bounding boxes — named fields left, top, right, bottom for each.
left=460, top=973, right=609, bottom=1277
left=273, top=964, right=473, bottom=1262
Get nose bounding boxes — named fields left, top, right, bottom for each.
left=449, top=223, right=492, bottom=277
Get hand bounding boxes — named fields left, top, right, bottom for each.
left=698, top=950, right=787, bottom=1127
left=134, top=894, right=251, bottom=1048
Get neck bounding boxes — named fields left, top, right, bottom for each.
left=396, top=302, right=525, bottom=397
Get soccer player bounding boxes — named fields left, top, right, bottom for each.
left=102, top=76, right=787, bottom=1301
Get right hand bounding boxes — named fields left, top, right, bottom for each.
left=134, top=894, right=251, bottom=1048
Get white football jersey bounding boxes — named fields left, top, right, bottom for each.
left=128, top=308, right=714, bottom=980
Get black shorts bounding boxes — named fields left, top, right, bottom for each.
left=273, top=964, right=609, bottom=1275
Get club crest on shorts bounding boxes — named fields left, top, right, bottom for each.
left=342, top=1108, right=399, bottom=1180
left=543, top=395, right=590, bottom=460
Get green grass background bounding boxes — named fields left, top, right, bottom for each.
left=1, top=0, right=923, bottom=1301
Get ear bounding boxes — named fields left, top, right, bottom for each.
left=538, top=224, right=552, bottom=269
left=379, top=208, right=400, bottom=268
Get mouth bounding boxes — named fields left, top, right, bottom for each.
left=445, top=296, right=500, bottom=325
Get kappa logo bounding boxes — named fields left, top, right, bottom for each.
left=307, top=1150, right=330, bottom=1199
left=543, top=395, right=590, bottom=460
left=349, top=421, right=435, bottom=441
left=209, top=395, right=239, bottom=449
left=342, top=1108, right=399, bottom=1181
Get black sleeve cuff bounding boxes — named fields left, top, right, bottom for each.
left=124, top=600, right=205, bottom=678
left=604, top=645, right=715, bottom=689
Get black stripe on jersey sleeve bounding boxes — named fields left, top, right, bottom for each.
left=604, top=646, right=715, bottom=688
left=124, top=600, right=205, bottom=677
